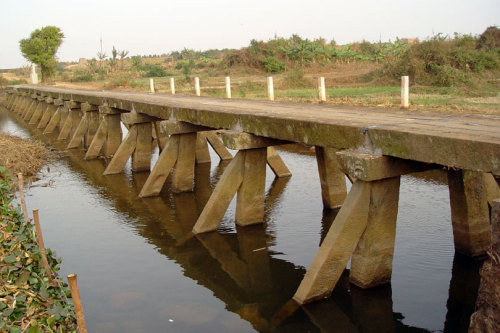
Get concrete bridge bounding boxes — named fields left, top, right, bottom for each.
left=2, top=85, right=499, bottom=305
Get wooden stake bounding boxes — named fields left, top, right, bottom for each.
left=32, top=209, right=52, bottom=279
left=170, top=77, right=175, bottom=95
left=16, top=173, right=29, bottom=224
left=225, top=76, right=231, bottom=98
left=267, top=77, right=274, bottom=101
left=149, top=78, right=155, bottom=93
left=319, top=77, right=326, bottom=102
left=195, top=77, right=201, bottom=96
left=401, top=76, right=409, bottom=109
left=67, top=274, right=88, bottom=333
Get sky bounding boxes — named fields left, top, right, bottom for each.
left=0, top=0, right=498, bottom=69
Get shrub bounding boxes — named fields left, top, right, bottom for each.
left=141, top=63, right=167, bottom=77
left=281, top=68, right=312, bottom=88
left=261, top=57, right=285, bottom=73
left=75, top=71, right=94, bottom=82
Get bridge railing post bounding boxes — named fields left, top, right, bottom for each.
left=319, top=77, right=326, bottom=102
left=267, top=77, right=274, bottom=101
left=401, top=75, right=409, bottom=109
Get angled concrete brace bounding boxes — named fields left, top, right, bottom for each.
left=139, top=121, right=215, bottom=196
left=22, top=94, right=39, bottom=119
left=6, top=92, right=16, bottom=110
left=43, top=98, right=65, bottom=134
left=294, top=151, right=438, bottom=304
left=28, top=96, right=47, bottom=124
left=67, top=102, right=101, bottom=149
left=15, top=93, right=29, bottom=115
left=102, top=112, right=157, bottom=175
left=84, top=105, right=123, bottom=159
left=37, top=97, right=57, bottom=129
left=57, top=101, right=82, bottom=141
left=23, top=95, right=41, bottom=121
left=192, top=131, right=293, bottom=234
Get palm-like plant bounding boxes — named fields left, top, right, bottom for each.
left=119, top=50, right=129, bottom=70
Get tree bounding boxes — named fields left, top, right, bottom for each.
left=19, top=26, right=64, bottom=82
left=119, top=50, right=129, bottom=70
left=109, top=46, right=118, bottom=72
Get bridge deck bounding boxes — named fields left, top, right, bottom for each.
left=14, top=85, right=500, bottom=174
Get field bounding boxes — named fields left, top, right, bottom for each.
left=2, top=30, right=500, bottom=115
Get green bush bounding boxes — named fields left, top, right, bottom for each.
left=9, top=79, right=28, bottom=85
left=141, top=63, right=168, bottom=77
left=75, top=71, right=94, bottom=82
left=261, top=57, right=285, bottom=73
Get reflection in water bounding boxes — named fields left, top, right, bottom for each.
left=0, top=106, right=482, bottom=332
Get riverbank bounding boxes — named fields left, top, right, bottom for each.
left=0, top=135, right=77, bottom=331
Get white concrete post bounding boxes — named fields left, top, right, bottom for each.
left=30, top=64, right=38, bottom=84
left=319, top=77, right=326, bottom=102
left=225, top=76, right=231, bottom=99
left=401, top=76, right=409, bottom=109
left=149, top=78, right=155, bottom=93
left=195, top=77, right=201, bottom=96
left=170, top=77, right=175, bottom=95
left=267, top=76, right=274, bottom=101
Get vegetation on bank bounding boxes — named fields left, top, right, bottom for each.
left=0, top=167, right=77, bottom=332
left=2, top=26, right=499, bottom=113
left=0, top=134, right=48, bottom=180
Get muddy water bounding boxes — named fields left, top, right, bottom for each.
left=0, top=106, right=481, bottom=332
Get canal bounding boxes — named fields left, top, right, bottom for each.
left=0, top=106, right=481, bottom=332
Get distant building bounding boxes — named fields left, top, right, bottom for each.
left=402, top=38, right=419, bottom=44
left=78, top=58, right=88, bottom=68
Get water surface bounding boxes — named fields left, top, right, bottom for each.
left=0, top=106, right=481, bottom=332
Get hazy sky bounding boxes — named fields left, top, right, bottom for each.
left=0, top=0, right=498, bottom=68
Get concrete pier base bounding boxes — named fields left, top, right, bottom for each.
left=192, top=131, right=292, bottom=234
left=103, top=121, right=152, bottom=174
left=448, top=169, right=500, bottom=257
left=294, top=151, right=433, bottom=304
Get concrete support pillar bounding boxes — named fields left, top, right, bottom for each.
left=171, top=132, right=197, bottom=192
left=6, top=93, right=15, bottom=109
left=84, top=113, right=121, bottom=159
left=18, top=95, right=29, bottom=115
left=105, top=114, right=123, bottom=156
left=57, top=101, right=82, bottom=141
left=28, top=97, right=47, bottom=124
left=139, top=121, right=214, bottom=197
left=315, top=146, right=347, bottom=209
left=447, top=169, right=500, bottom=256
left=102, top=112, right=156, bottom=174
left=37, top=101, right=57, bottom=129
left=235, top=148, right=267, bottom=225
left=67, top=103, right=100, bottom=149
left=11, top=95, right=21, bottom=111
left=24, top=99, right=40, bottom=121
left=23, top=96, right=38, bottom=119
left=43, top=99, right=64, bottom=134
left=132, top=122, right=153, bottom=172
left=192, top=131, right=291, bottom=234
left=350, top=176, right=400, bottom=288
left=294, top=151, right=435, bottom=304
